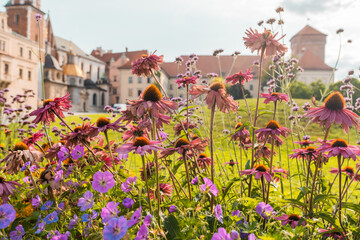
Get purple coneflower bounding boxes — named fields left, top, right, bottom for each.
left=225, top=69, right=253, bottom=85
left=330, top=166, right=360, bottom=181
left=261, top=91, right=289, bottom=104
left=240, top=164, right=273, bottom=182
left=274, top=213, right=306, bottom=229
left=0, top=177, right=22, bottom=203
left=116, top=137, right=162, bottom=156
left=132, top=54, right=163, bottom=77
left=231, top=122, right=250, bottom=142
left=256, top=120, right=291, bottom=146
left=317, top=138, right=360, bottom=160
left=175, top=76, right=198, bottom=88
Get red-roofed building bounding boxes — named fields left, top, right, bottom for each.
left=290, top=25, right=333, bottom=85
left=91, top=47, right=168, bottom=104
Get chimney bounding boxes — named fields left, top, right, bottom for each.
left=107, top=50, right=112, bottom=54
left=125, top=47, right=128, bottom=53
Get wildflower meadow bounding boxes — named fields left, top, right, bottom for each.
left=1, top=7, right=360, bottom=240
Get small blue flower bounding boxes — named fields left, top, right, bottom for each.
left=41, top=200, right=53, bottom=211
left=44, top=211, right=58, bottom=224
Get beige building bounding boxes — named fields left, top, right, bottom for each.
left=0, top=11, right=40, bottom=108
left=290, top=25, right=333, bottom=86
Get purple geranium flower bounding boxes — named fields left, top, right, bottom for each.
left=9, top=224, right=24, bottom=240
left=71, top=145, right=84, bottom=160
left=81, top=210, right=98, bottom=223
left=41, top=200, right=53, bottom=211
left=256, top=202, right=273, bottom=219
left=58, top=147, right=70, bottom=161
left=77, top=191, right=94, bottom=211
left=35, top=222, right=45, bottom=234
left=143, top=214, right=153, bottom=226
left=191, top=176, right=199, bottom=185
left=212, top=228, right=231, bottom=240
left=123, top=198, right=134, bottom=209
left=101, top=202, right=119, bottom=223
left=44, top=211, right=58, bottom=224
left=32, top=195, right=41, bottom=208
left=200, top=177, right=218, bottom=196
left=214, top=204, right=223, bottom=223
left=169, top=205, right=177, bottom=213
left=68, top=215, right=78, bottom=230
left=92, top=171, right=115, bottom=193
left=127, top=206, right=142, bottom=228
left=54, top=169, right=63, bottom=183
left=135, top=224, right=149, bottom=240
left=121, top=176, right=137, bottom=193
left=230, top=230, right=240, bottom=239
left=103, top=216, right=128, bottom=240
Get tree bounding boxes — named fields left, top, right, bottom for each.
left=289, top=81, right=312, bottom=99
left=226, top=84, right=251, bottom=100
left=310, top=79, right=326, bottom=100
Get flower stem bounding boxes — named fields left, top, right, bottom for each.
left=151, top=118, right=161, bottom=220
left=141, top=155, right=152, bottom=213
left=337, top=155, right=347, bottom=236
left=104, top=130, right=116, bottom=172
left=209, top=104, right=216, bottom=210
left=240, top=84, right=253, bottom=125
left=182, top=152, right=192, bottom=201
left=265, top=139, right=275, bottom=204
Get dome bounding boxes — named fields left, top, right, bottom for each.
left=62, top=64, right=84, bottom=78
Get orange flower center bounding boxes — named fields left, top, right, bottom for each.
left=266, top=120, right=280, bottom=130
left=343, top=166, right=354, bottom=174
left=133, top=137, right=150, bottom=147
left=306, top=147, right=316, bottom=152
left=192, top=135, right=199, bottom=140
left=255, top=164, right=268, bottom=172
left=141, top=54, right=148, bottom=58
left=324, top=92, right=345, bottom=110
left=142, top=84, right=162, bottom=102
left=14, top=142, right=28, bottom=151
left=331, top=138, right=348, bottom=148
left=271, top=92, right=279, bottom=96
left=235, top=123, right=243, bottom=129
left=73, top=126, right=83, bottom=132
left=96, top=117, right=111, bottom=128
left=210, top=82, right=225, bottom=92
left=174, top=138, right=190, bottom=148
left=198, top=153, right=207, bottom=158
left=43, top=99, right=54, bottom=107
left=288, top=214, right=300, bottom=221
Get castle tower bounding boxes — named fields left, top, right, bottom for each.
left=5, top=0, right=44, bottom=43
left=290, top=25, right=327, bottom=61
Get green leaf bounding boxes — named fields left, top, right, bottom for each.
left=164, top=215, right=184, bottom=239
left=245, top=160, right=251, bottom=170
left=342, top=202, right=360, bottom=213
left=222, top=177, right=241, bottom=200
left=281, top=199, right=307, bottom=209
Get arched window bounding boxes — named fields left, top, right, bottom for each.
left=101, top=93, right=105, bottom=106
left=93, top=93, right=97, bottom=106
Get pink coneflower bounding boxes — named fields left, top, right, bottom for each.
left=224, top=159, right=238, bottom=166
left=256, top=120, right=291, bottom=146
left=317, top=138, right=360, bottom=160
left=159, top=137, right=207, bottom=158
left=0, top=177, right=22, bottom=203
left=196, top=153, right=211, bottom=169
left=132, top=54, right=163, bottom=77
left=94, top=117, right=126, bottom=133
left=23, top=130, right=44, bottom=147
left=173, top=121, right=196, bottom=136
left=29, top=93, right=72, bottom=125
left=304, top=92, right=360, bottom=134
left=175, top=76, right=198, bottom=88
left=289, top=146, right=318, bottom=161
left=261, top=91, right=289, bottom=104
left=225, top=69, right=253, bottom=85
left=190, top=82, right=238, bottom=113
left=122, top=124, right=147, bottom=141
left=329, top=166, right=360, bottom=181
left=149, top=183, right=173, bottom=200
left=318, top=228, right=344, bottom=239
left=230, top=123, right=250, bottom=142
left=243, top=28, right=287, bottom=57
left=274, top=213, right=306, bottom=229
left=127, top=84, right=178, bottom=119
left=255, top=145, right=275, bottom=159
left=240, top=164, right=273, bottom=182
left=294, top=139, right=316, bottom=147
left=272, top=167, right=288, bottom=183
left=62, top=123, right=98, bottom=147
left=116, top=137, right=162, bottom=156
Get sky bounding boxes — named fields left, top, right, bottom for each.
left=2, top=0, right=359, bottom=81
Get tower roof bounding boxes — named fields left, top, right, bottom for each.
left=290, top=25, right=327, bottom=41
left=62, top=64, right=84, bottom=78
left=298, top=50, right=332, bottom=71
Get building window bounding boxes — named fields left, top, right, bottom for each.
left=147, top=77, right=151, bottom=83
left=113, top=88, right=117, bottom=95
left=89, top=65, right=92, bottom=75
left=20, top=47, right=23, bottom=57
left=93, top=93, right=97, bottom=106
left=1, top=41, right=5, bottom=51
left=4, top=64, right=8, bottom=75
left=1, top=19, right=4, bottom=29
left=128, top=89, right=133, bottom=97
left=19, top=69, right=23, bottom=79
left=28, top=71, right=31, bottom=80
left=28, top=50, right=31, bottom=59
left=113, top=76, right=117, bottom=82
left=15, top=15, right=19, bottom=25
left=101, top=93, right=105, bottom=106
left=170, top=84, right=173, bottom=90
left=138, top=77, right=142, bottom=83
left=35, top=34, right=38, bottom=42
left=97, top=67, right=100, bottom=80
left=81, top=62, right=84, bottom=71
left=56, top=72, right=60, bottom=79
left=116, top=96, right=119, bottom=103
left=250, top=84, right=253, bottom=91
left=137, top=90, right=141, bottom=96
left=128, top=77, right=133, bottom=83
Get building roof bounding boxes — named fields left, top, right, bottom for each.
left=54, top=36, right=104, bottom=64
left=44, top=54, right=62, bottom=71
left=298, top=50, right=332, bottom=71
left=291, top=25, right=327, bottom=41
left=62, top=64, right=84, bottom=77
left=84, top=79, right=107, bottom=91
left=161, top=55, right=263, bottom=78
left=91, top=49, right=148, bottom=68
